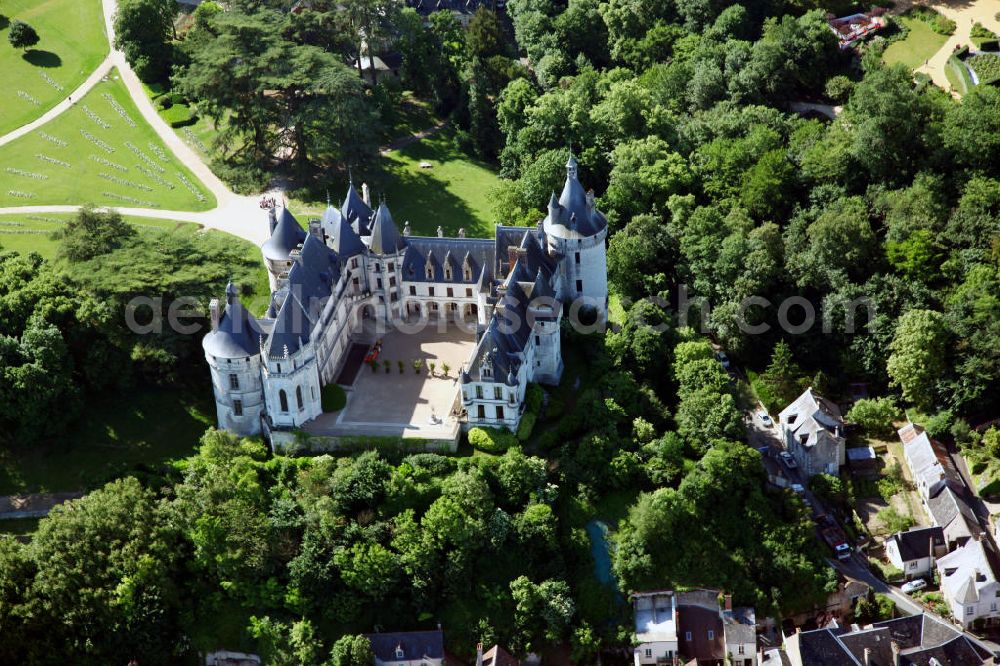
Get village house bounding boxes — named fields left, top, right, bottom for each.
left=632, top=590, right=757, bottom=666
left=936, top=536, right=1000, bottom=628
left=778, top=388, right=846, bottom=477
left=366, top=630, right=446, bottom=666
left=897, top=423, right=980, bottom=550
left=884, top=526, right=946, bottom=581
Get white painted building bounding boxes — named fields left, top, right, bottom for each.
left=778, top=388, right=846, bottom=477
left=202, top=157, right=608, bottom=437
left=937, top=536, right=1000, bottom=628
left=885, top=526, right=946, bottom=580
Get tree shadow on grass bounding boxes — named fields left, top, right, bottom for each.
left=23, top=49, right=62, bottom=68
left=0, top=15, right=9, bottom=30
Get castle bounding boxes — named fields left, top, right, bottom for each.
left=202, top=155, right=608, bottom=439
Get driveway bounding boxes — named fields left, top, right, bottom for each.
left=912, top=0, right=1000, bottom=94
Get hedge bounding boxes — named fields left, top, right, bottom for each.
left=321, top=384, right=346, bottom=412
left=516, top=412, right=537, bottom=441
left=468, top=426, right=517, bottom=454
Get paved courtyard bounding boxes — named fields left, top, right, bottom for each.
left=305, top=323, right=476, bottom=440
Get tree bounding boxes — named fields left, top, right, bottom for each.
left=510, top=576, right=575, bottom=653
left=607, top=214, right=677, bottom=301
left=942, top=85, right=1000, bottom=173
left=847, top=397, right=901, bottom=438
left=331, top=635, right=374, bottom=666
left=114, top=0, right=175, bottom=82
left=8, top=20, right=39, bottom=51
left=760, top=341, right=803, bottom=407
left=886, top=309, right=949, bottom=410
left=55, top=205, right=137, bottom=263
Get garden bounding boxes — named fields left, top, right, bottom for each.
left=968, top=53, right=1000, bottom=85
left=0, top=68, right=214, bottom=210
left=882, top=12, right=950, bottom=70
left=0, top=0, right=108, bottom=135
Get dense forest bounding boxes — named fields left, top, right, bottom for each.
left=1, top=0, right=999, bottom=663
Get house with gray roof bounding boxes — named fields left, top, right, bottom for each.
left=937, top=536, right=1000, bottom=628
left=885, top=527, right=946, bottom=580
left=202, top=157, right=608, bottom=438
left=778, top=388, right=846, bottom=477
left=897, top=423, right=980, bottom=550
left=366, top=630, right=445, bottom=666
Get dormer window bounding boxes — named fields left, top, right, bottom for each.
left=395, top=647, right=405, bottom=660
left=463, top=264, right=472, bottom=281
left=788, top=414, right=798, bottom=424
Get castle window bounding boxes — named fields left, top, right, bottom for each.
left=277, top=363, right=282, bottom=373
left=496, top=405, right=504, bottom=420
left=476, top=386, right=483, bottom=399
left=229, top=374, right=239, bottom=390
left=576, top=279, right=583, bottom=292
left=390, top=292, right=398, bottom=302
left=425, top=264, right=434, bottom=280
left=447, top=287, right=454, bottom=298
left=233, top=400, right=243, bottom=416
left=409, top=285, right=416, bottom=296
left=477, top=405, right=485, bottom=419
left=351, top=258, right=358, bottom=269
left=494, top=386, right=502, bottom=400
left=428, top=287, right=435, bottom=297
left=466, top=288, right=472, bottom=297
left=377, top=278, right=383, bottom=290
left=296, top=386, right=304, bottom=411
left=535, top=335, right=540, bottom=346
left=463, top=263, right=472, bottom=281
left=389, top=276, right=396, bottom=287
left=279, top=390, right=288, bottom=412
left=575, top=252, right=580, bottom=264
left=388, top=262, right=394, bottom=271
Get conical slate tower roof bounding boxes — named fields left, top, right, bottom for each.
left=341, top=181, right=373, bottom=228
left=330, top=213, right=366, bottom=258
left=262, top=207, right=307, bottom=262
left=368, top=202, right=406, bottom=255
left=202, top=282, right=263, bottom=359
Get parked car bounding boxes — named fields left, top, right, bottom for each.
left=758, top=412, right=773, bottom=427
left=716, top=351, right=731, bottom=370
left=791, top=483, right=805, bottom=494
left=779, top=452, right=798, bottom=469
left=901, top=579, right=928, bottom=595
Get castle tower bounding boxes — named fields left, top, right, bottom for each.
left=542, top=154, right=609, bottom=323
left=262, top=206, right=307, bottom=291
left=202, top=282, right=266, bottom=436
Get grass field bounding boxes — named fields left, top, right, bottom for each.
left=144, top=81, right=227, bottom=163
left=0, top=386, right=216, bottom=495
left=0, top=68, right=215, bottom=210
left=0, top=212, right=203, bottom=259
left=883, top=16, right=949, bottom=69
left=0, top=0, right=108, bottom=136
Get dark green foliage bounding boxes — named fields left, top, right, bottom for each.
left=114, top=0, right=175, bottom=82
left=468, top=426, right=518, bottom=453
left=54, top=205, right=137, bottom=263
left=321, top=385, right=346, bottom=412
left=8, top=20, right=39, bottom=51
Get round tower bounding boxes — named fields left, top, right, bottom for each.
left=542, top=154, right=609, bottom=323
left=202, top=282, right=266, bottom=436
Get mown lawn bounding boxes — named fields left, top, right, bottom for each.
left=883, top=16, right=949, bottom=70
left=0, top=68, right=215, bottom=210
left=0, top=386, right=216, bottom=495
left=143, top=81, right=228, bottom=163
left=0, top=0, right=108, bottom=136
left=292, top=128, right=502, bottom=238
left=0, top=212, right=200, bottom=259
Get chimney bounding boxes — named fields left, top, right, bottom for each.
left=863, top=647, right=871, bottom=666
left=268, top=207, right=278, bottom=234
left=437, top=225, right=444, bottom=238
left=403, top=221, right=411, bottom=236
left=475, top=643, right=483, bottom=666
left=361, top=182, right=371, bottom=206
left=209, top=298, right=221, bottom=331
left=724, top=594, right=732, bottom=612
left=507, top=246, right=518, bottom=272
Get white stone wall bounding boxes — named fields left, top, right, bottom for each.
left=548, top=230, right=608, bottom=322
left=263, top=344, right=323, bottom=429
left=206, top=353, right=265, bottom=436
left=529, top=316, right=564, bottom=385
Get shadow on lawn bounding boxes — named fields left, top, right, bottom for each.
left=23, top=49, right=62, bottom=68
left=374, top=139, right=497, bottom=238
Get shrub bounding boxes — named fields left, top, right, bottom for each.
left=157, top=95, right=174, bottom=110
left=516, top=413, right=537, bottom=442
left=468, top=426, right=517, bottom=454
left=870, top=558, right=904, bottom=583
left=968, top=54, right=1000, bottom=85
left=525, top=384, right=544, bottom=415
left=877, top=462, right=906, bottom=502
left=877, top=506, right=914, bottom=535
left=321, top=384, right=346, bottom=412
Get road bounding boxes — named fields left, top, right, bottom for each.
left=0, top=0, right=271, bottom=245
left=744, top=392, right=1000, bottom=654
left=912, top=0, right=1000, bottom=95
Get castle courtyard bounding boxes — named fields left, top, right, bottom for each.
left=304, top=324, right=477, bottom=441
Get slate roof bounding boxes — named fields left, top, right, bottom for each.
left=938, top=538, right=1000, bottom=607
left=480, top=645, right=517, bottom=666
left=543, top=154, right=607, bottom=239
left=722, top=607, right=756, bottom=647
left=341, top=181, right=373, bottom=232
left=633, top=592, right=678, bottom=643
left=262, top=207, right=308, bottom=262
left=927, top=486, right=979, bottom=539
left=263, top=235, right=338, bottom=358
left=202, top=282, right=264, bottom=359
left=366, top=630, right=445, bottom=663
left=887, top=527, right=945, bottom=562
left=329, top=210, right=366, bottom=259
left=368, top=202, right=406, bottom=255
left=779, top=388, right=845, bottom=449
left=792, top=628, right=859, bottom=665
left=401, top=236, right=494, bottom=284
left=835, top=627, right=894, bottom=666
left=872, top=614, right=989, bottom=665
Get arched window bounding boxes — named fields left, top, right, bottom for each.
left=279, top=389, right=288, bottom=412
left=296, top=386, right=304, bottom=410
